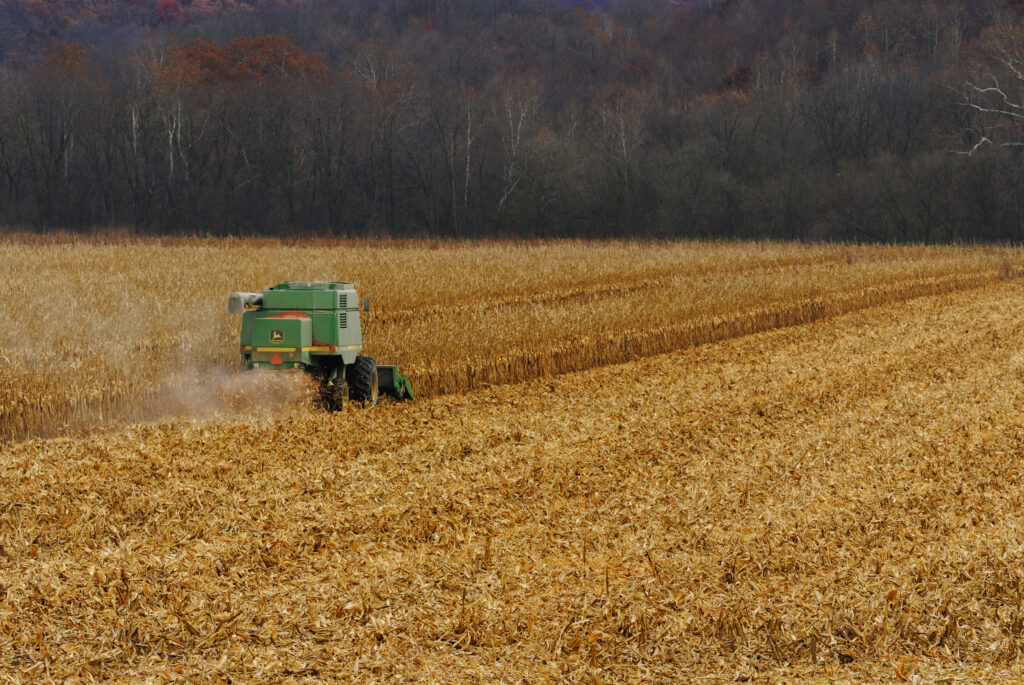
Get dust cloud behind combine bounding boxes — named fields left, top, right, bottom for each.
left=150, top=367, right=317, bottom=424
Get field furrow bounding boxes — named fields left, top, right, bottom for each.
left=371, top=247, right=882, bottom=326
left=399, top=267, right=1019, bottom=395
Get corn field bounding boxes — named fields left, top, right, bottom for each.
left=2, top=266, right=1024, bottom=681
left=2, top=238, right=1024, bottom=442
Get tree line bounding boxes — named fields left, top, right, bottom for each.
left=2, top=0, right=1024, bottom=240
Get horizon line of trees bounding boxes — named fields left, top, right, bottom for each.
left=3, top=0, right=1024, bottom=241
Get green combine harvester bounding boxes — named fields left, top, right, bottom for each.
left=228, top=281, right=413, bottom=409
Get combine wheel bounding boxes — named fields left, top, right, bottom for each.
left=346, top=356, right=379, bottom=405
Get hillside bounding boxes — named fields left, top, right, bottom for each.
left=2, top=0, right=1024, bottom=239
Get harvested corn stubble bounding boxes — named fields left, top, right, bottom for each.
left=2, top=281, right=1024, bottom=681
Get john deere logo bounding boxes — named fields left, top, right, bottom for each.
left=270, top=329, right=284, bottom=343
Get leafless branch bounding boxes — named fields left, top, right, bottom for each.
left=951, top=135, right=992, bottom=155
left=950, top=136, right=1024, bottom=155
left=964, top=81, right=1024, bottom=116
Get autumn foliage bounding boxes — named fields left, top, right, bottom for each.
left=161, top=36, right=329, bottom=86
left=40, top=41, right=87, bottom=72
left=155, top=0, right=184, bottom=24
left=2, top=1, right=1024, bottom=239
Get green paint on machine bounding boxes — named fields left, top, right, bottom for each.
left=228, top=281, right=414, bottom=409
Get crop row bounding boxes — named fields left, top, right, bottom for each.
left=400, top=268, right=1019, bottom=396
left=1, top=240, right=1023, bottom=441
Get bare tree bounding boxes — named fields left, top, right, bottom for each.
left=428, top=86, right=486, bottom=235
left=959, top=24, right=1024, bottom=155
left=0, top=74, right=25, bottom=211
left=494, top=76, right=539, bottom=216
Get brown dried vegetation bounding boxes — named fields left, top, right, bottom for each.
left=2, top=279, right=1024, bottom=681
left=2, top=239, right=1024, bottom=442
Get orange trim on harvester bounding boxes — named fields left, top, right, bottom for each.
left=266, top=312, right=311, bottom=319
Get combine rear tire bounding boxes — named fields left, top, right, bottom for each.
left=346, top=356, right=379, bottom=405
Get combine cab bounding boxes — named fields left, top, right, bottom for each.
left=229, top=281, right=413, bottom=409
